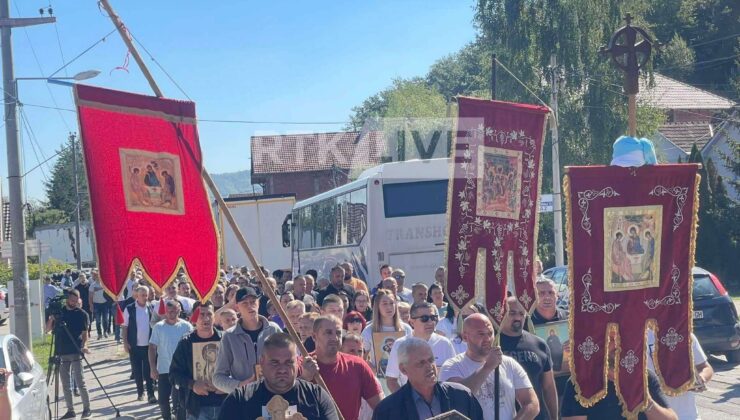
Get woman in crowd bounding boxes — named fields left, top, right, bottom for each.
left=427, top=282, right=449, bottom=318
left=354, top=290, right=373, bottom=322
left=343, top=311, right=367, bottom=336
left=361, top=288, right=413, bottom=372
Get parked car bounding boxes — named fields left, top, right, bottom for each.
left=0, top=334, right=49, bottom=419
left=541, top=266, right=570, bottom=309
left=542, top=265, right=740, bottom=362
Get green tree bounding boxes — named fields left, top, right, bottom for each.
left=44, top=136, right=90, bottom=223
left=25, top=200, right=69, bottom=238
left=656, top=34, right=696, bottom=80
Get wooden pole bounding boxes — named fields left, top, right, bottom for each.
left=97, top=2, right=342, bottom=417
left=627, top=94, right=637, bottom=137
left=98, top=0, right=164, bottom=98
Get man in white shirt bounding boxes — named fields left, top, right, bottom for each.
left=647, top=330, right=713, bottom=420
left=440, top=313, right=539, bottom=420
left=149, top=300, right=193, bottom=420
left=386, top=301, right=456, bottom=392
left=391, top=269, right=413, bottom=303
left=122, top=286, right=156, bottom=403
left=88, top=270, right=110, bottom=340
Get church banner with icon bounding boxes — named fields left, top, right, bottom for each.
left=564, top=164, right=700, bottom=418
left=75, top=84, right=220, bottom=300
left=445, top=97, right=549, bottom=325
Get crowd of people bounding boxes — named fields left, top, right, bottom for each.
left=40, top=260, right=713, bottom=420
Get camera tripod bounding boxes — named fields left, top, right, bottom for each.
left=46, top=319, right=122, bottom=419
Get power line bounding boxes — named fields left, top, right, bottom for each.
left=129, top=32, right=192, bottom=101
left=18, top=108, right=50, bottom=182
left=12, top=1, right=72, bottom=131
left=48, top=28, right=117, bottom=78
left=688, top=33, right=740, bottom=48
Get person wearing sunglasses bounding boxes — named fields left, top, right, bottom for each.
left=385, top=301, right=456, bottom=393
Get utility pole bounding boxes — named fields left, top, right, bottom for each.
left=0, top=0, right=55, bottom=348
left=70, top=133, right=82, bottom=270
left=549, top=55, right=565, bottom=267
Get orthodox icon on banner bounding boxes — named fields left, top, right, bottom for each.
left=476, top=146, right=523, bottom=220
left=120, top=148, right=185, bottom=215
left=533, top=320, right=570, bottom=376
left=373, top=331, right=404, bottom=378
left=603, top=205, right=662, bottom=291
left=192, top=342, right=219, bottom=384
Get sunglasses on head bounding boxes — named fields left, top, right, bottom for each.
left=412, top=314, right=439, bottom=323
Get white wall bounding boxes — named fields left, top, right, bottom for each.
left=34, top=222, right=95, bottom=265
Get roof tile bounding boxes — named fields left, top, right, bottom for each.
left=657, top=122, right=714, bottom=153
left=638, top=74, right=736, bottom=110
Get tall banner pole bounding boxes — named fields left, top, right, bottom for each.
left=97, top=1, right=342, bottom=417
left=490, top=54, right=501, bottom=420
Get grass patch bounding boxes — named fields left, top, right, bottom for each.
left=31, top=336, right=54, bottom=373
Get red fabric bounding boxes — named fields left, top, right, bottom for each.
left=158, top=299, right=166, bottom=315
left=74, top=85, right=219, bottom=301
left=190, top=306, right=201, bottom=324
left=115, top=304, right=125, bottom=326
left=445, top=97, right=549, bottom=324
left=565, top=164, right=699, bottom=416
left=310, top=352, right=381, bottom=420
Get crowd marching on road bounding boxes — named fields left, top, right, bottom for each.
left=37, top=260, right=719, bottom=420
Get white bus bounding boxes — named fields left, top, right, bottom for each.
left=283, top=158, right=449, bottom=289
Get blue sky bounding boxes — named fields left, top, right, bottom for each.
left=6, top=1, right=477, bottom=200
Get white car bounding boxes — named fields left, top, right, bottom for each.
left=0, top=334, right=49, bottom=419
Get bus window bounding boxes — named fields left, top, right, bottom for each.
left=348, top=188, right=367, bottom=244
left=383, top=180, right=448, bottom=218
left=299, top=207, right=313, bottom=249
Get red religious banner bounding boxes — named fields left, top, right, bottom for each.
left=74, top=85, right=220, bottom=300
left=445, top=97, right=549, bottom=325
left=564, top=164, right=700, bottom=417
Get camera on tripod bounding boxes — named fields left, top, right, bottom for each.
left=47, top=294, right=67, bottom=319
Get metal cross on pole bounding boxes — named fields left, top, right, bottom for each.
left=600, top=13, right=655, bottom=137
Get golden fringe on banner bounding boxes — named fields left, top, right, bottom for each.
left=563, top=171, right=702, bottom=418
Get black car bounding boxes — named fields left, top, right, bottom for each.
left=542, top=265, right=740, bottom=362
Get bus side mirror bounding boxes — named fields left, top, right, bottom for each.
left=282, top=214, right=292, bottom=248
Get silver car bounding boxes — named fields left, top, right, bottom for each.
left=0, top=334, right=49, bottom=419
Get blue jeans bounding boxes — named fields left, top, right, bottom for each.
left=186, top=406, right=220, bottom=420
left=93, top=302, right=110, bottom=336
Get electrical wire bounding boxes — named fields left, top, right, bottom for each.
left=48, top=28, right=117, bottom=78
left=129, top=32, right=192, bottom=101
left=12, top=1, right=71, bottom=131
left=18, top=108, right=50, bottom=182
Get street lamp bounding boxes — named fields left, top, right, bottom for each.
left=5, top=69, right=99, bottom=345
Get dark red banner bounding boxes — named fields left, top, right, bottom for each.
left=445, top=97, right=549, bottom=325
left=75, top=85, right=220, bottom=300
left=564, top=164, right=699, bottom=417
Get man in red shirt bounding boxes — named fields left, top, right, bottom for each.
left=302, top=315, right=383, bottom=420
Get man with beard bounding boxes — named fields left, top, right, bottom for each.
left=440, top=314, right=538, bottom=420
left=218, top=333, right=338, bottom=420
left=301, top=315, right=382, bottom=420
left=373, top=338, right=483, bottom=420
left=341, top=262, right=369, bottom=294
left=500, top=297, right=558, bottom=420
left=317, top=265, right=356, bottom=307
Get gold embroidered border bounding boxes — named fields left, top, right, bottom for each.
left=75, top=88, right=221, bottom=303
left=565, top=169, right=702, bottom=416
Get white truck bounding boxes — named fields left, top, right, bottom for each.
left=216, top=193, right=295, bottom=272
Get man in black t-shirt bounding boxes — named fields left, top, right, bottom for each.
left=561, top=330, right=677, bottom=420
left=530, top=278, right=568, bottom=325
left=218, top=333, right=338, bottom=420
left=170, top=302, right=226, bottom=420
left=47, top=290, right=91, bottom=419
left=501, top=296, right=558, bottom=420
